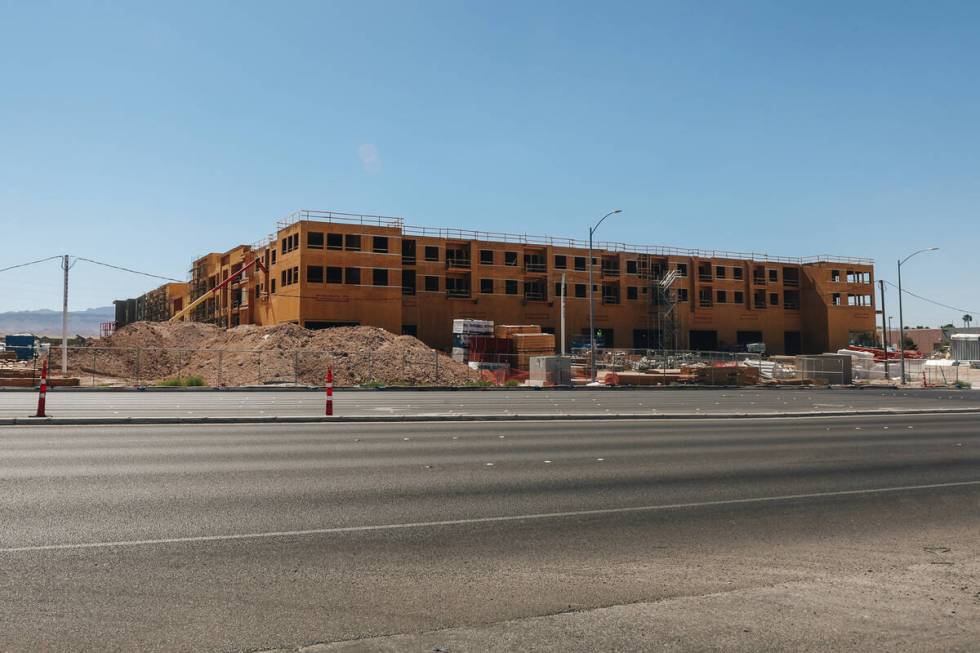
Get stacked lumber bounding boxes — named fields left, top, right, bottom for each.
left=494, top=324, right=541, bottom=339
left=512, top=332, right=556, bottom=370
left=690, top=365, right=760, bottom=386
left=0, top=376, right=79, bottom=388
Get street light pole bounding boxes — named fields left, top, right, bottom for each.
left=589, top=209, right=622, bottom=384
left=878, top=278, right=888, bottom=381
left=897, top=247, right=939, bottom=385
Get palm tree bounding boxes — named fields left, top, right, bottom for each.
left=964, top=314, right=974, bottom=328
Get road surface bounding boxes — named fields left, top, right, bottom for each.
left=0, top=414, right=978, bottom=651
left=1, top=387, right=979, bottom=419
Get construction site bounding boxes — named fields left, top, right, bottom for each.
left=0, top=207, right=961, bottom=388
left=3, top=208, right=966, bottom=388
left=119, top=209, right=877, bottom=339
left=3, top=317, right=975, bottom=388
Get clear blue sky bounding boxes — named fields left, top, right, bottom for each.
left=1, top=0, right=977, bottom=327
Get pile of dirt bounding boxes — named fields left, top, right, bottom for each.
left=62, top=322, right=224, bottom=381
left=63, top=322, right=479, bottom=387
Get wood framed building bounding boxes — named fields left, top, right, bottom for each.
left=125, top=209, right=878, bottom=355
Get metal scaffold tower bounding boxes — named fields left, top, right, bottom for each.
left=638, top=255, right=680, bottom=352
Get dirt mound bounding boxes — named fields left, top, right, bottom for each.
left=63, top=321, right=478, bottom=387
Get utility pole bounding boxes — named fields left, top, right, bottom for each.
left=878, top=279, right=888, bottom=381
left=61, top=254, right=69, bottom=377
left=560, top=272, right=567, bottom=356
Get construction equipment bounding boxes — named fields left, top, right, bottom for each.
left=170, top=258, right=267, bottom=323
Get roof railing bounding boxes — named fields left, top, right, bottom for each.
left=278, top=209, right=404, bottom=230
left=275, top=209, right=874, bottom=266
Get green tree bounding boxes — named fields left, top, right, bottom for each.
left=964, top=314, right=974, bottom=328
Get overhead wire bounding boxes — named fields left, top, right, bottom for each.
left=72, top=257, right=184, bottom=283
left=882, top=279, right=980, bottom=316
left=0, top=255, right=64, bottom=274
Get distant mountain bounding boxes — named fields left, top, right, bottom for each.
left=0, top=306, right=115, bottom=337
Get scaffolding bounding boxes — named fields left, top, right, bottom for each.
left=638, top=255, right=680, bottom=352
left=189, top=259, right=219, bottom=326
left=141, top=286, right=171, bottom=323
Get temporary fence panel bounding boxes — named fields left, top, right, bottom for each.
left=797, top=355, right=850, bottom=385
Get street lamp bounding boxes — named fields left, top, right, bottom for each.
left=898, top=247, right=939, bottom=384
left=588, top=209, right=622, bottom=383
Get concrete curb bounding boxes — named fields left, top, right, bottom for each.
left=0, top=384, right=911, bottom=393
left=3, top=406, right=980, bottom=426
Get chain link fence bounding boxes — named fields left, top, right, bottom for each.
left=4, top=343, right=969, bottom=388
left=7, top=346, right=474, bottom=388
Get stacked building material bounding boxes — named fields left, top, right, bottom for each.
left=494, top=324, right=541, bottom=339
left=512, top=332, right=556, bottom=370
left=0, top=368, right=80, bottom=387
left=466, top=336, right=513, bottom=364
left=687, top=365, right=761, bottom=386
left=451, top=319, right=494, bottom=362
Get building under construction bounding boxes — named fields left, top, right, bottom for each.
left=114, top=282, right=189, bottom=328
left=117, top=209, right=878, bottom=355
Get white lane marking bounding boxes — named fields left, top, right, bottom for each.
left=2, top=479, right=979, bottom=555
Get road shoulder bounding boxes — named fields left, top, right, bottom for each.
left=287, top=554, right=980, bottom=653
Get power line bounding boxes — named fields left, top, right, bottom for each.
left=73, top=257, right=184, bottom=283
left=0, top=255, right=63, bottom=274
left=883, top=280, right=980, bottom=316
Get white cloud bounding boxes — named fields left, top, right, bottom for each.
left=358, top=143, right=382, bottom=174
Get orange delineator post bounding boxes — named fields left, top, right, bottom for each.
left=325, top=367, right=333, bottom=416
left=34, top=359, right=48, bottom=418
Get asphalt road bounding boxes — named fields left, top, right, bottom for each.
left=1, top=387, right=979, bottom=418
left=0, top=414, right=978, bottom=651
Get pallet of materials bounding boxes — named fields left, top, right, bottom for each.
left=466, top=336, right=513, bottom=364
left=512, top=332, right=556, bottom=370
left=451, top=319, right=494, bottom=362
left=687, top=365, right=761, bottom=386
left=494, top=324, right=541, bottom=339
